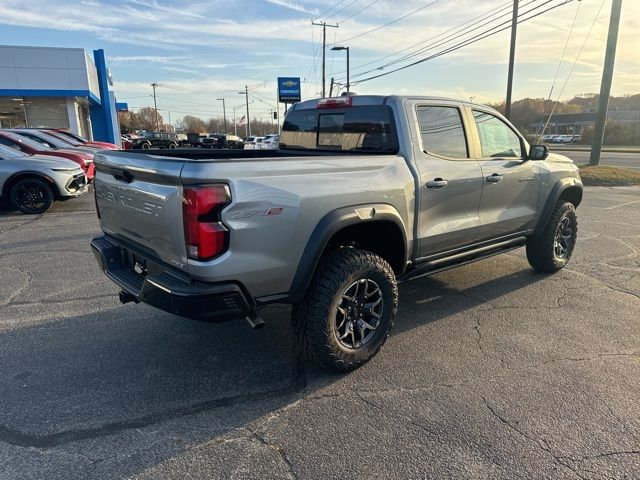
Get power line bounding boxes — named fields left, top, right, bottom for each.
left=347, top=0, right=565, bottom=83
left=347, top=0, right=543, bottom=81
left=349, top=0, right=574, bottom=85
left=325, top=0, right=361, bottom=21
left=344, top=0, right=524, bottom=78
left=336, top=0, right=382, bottom=24
left=546, top=0, right=582, bottom=102
left=336, top=0, right=514, bottom=75
left=336, top=0, right=443, bottom=43
left=539, top=0, right=608, bottom=139
left=315, top=0, right=348, bottom=20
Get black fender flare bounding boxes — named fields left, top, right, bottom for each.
left=288, top=203, right=409, bottom=303
left=533, top=178, right=583, bottom=236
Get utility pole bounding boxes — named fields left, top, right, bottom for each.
left=245, top=86, right=250, bottom=137
left=505, top=0, right=518, bottom=119
left=311, top=21, right=339, bottom=98
left=151, top=82, right=159, bottom=131
left=590, top=0, right=623, bottom=166
left=238, top=86, right=251, bottom=137
left=329, top=77, right=335, bottom=97
left=217, top=98, right=227, bottom=133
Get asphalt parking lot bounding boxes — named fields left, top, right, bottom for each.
left=0, top=186, right=639, bottom=480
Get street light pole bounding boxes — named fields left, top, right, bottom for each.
left=331, top=46, right=350, bottom=94
left=232, top=102, right=251, bottom=137
left=217, top=98, right=227, bottom=133
left=151, top=82, right=159, bottom=131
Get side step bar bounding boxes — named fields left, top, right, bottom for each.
left=399, top=236, right=527, bottom=284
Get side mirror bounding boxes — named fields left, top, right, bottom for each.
left=528, top=144, right=549, bottom=161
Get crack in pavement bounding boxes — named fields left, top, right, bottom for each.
left=249, top=428, right=299, bottom=480
left=483, top=399, right=589, bottom=480
left=0, top=265, right=32, bottom=307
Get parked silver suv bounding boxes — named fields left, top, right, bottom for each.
left=0, top=145, right=87, bottom=214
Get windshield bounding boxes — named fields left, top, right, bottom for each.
left=45, top=130, right=82, bottom=146
left=280, top=105, right=398, bottom=153
left=16, top=131, right=70, bottom=149
left=1, top=131, right=53, bottom=151
left=55, top=130, right=87, bottom=143
left=0, top=143, right=28, bottom=159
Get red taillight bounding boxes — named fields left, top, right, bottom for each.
left=183, top=185, right=230, bottom=261
left=317, top=97, right=352, bottom=109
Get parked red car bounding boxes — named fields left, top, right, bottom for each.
left=48, top=129, right=119, bottom=150
left=0, top=131, right=94, bottom=181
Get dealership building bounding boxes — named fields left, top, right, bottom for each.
left=0, top=45, right=124, bottom=144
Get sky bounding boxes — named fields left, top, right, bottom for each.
left=0, top=0, right=637, bottom=125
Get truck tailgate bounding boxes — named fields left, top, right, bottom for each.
left=93, top=152, right=189, bottom=271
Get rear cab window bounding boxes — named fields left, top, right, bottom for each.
left=280, top=105, right=399, bottom=154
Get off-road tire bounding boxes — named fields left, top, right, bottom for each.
left=292, top=248, right=398, bottom=372
left=526, top=201, right=577, bottom=273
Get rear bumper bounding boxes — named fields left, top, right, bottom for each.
left=91, top=235, right=254, bottom=322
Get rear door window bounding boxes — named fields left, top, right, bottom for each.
left=280, top=105, right=398, bottom=153
left=416, top=106, right=468, bottom=159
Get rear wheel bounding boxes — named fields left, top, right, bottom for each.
left=168, top=143, right=177, bottom=149
left=526, top=201, right=577, bottom=272
left=292, top=248, right=398, bottom=372
left=10, top=178, right=54, bottom=214
left=141, top=142, right=150, bottom=150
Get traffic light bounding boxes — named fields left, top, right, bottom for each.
left=273, top=111, right=278, bottom=120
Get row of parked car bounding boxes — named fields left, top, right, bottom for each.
left=541, top=134, right=582, bottom=144
left=0, top=128, right=119, bottom=214
left=122, top=131, right=280, bottom=150
left=243, top=134, right=279, bottom=150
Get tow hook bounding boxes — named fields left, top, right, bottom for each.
left=118, top=290, right=140, bottom=304
left=246, top=314, right=266, bottom=330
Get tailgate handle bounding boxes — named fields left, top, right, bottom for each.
left=112, top=170, right=134, bottom=183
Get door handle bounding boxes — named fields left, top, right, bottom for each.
left=486, top=173, right=503, bottom=183
left=426, top=178, right=448, bottom=189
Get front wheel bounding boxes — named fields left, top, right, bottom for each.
left=526, top=201, right=578, bottom=272
left=10, top=178, right=54, bottom=214
left=292, top=248, right=398, bottom=372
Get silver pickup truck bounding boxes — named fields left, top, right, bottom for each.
left=91, top=95, right=583, bottom=371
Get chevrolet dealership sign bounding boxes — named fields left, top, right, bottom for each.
left=278, top=77, right=301, bottom=103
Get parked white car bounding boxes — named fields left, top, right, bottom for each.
left=259, top=134, right=279, bottom=150
left=244, top=136, right=265, bottom=150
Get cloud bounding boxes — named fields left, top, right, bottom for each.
left=266, top=0, right=319, bottom=15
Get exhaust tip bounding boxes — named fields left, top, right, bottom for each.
left=246, top=314, right=266, bottom=330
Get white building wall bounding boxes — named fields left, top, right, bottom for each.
left=0, top=45, right=100, bottom=100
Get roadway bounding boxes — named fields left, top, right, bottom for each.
left=552, top=148, right=640, bottom=170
